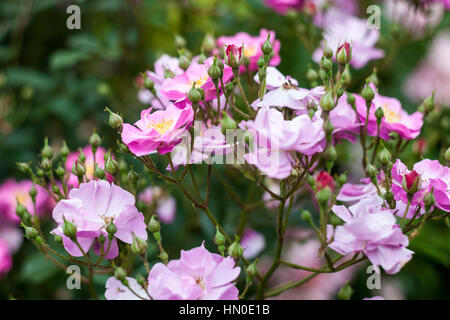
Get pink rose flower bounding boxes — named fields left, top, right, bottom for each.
left=355, top=84, right=423, bottom=140
left=391, top=159, right=450, bottom=212
left=241, top=229, right=266, bottom=259
left=51, top=180, right=147, bottom=259
left=327, top=92, right=363, bottom=142
left=0, top=239, right=12, bottom=277
left=65, top=146, right=113, bottom=188
left=138, top=186, right=176, bottom=224
left=329, top=195, right=413, bottom=274
left=252, top=67, right=310, bottom=111
left=264, top=0, right=304, bottom=15
left=0, top=179, right=50, bottom=224
left=161, top=57, right=233, bottom=103
left=217, top=29, right=281, bottom=71
left=121, top=103, right=194, bottom=156
left=241, top=107, right=325, bottom=179
left=313, top=14, right=384, bottom=69
left=147, top=243, right=241, bottom=300
left=105, top=277, right=148, bottom=300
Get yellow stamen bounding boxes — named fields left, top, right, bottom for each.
left=381, top=104, right=401, bottom=123
left=147, top=118, right=174, bottom=134
left=243, top=45, right=257, bottom=57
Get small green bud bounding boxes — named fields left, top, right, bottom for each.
left=106, top=221, right=117, bottom=237
left=159, top=250, right=169, bottom=264
left=178, top=55, right=190, bottom=71
left=144, top=77, right=154, bottom=90
left=208, top=63, right=221, bottom=80
left=16, top=162, right=31, bottom=174
left=148, top=215, right=161, bottom=233
left=316, top=187, right=331, bottom=209
left=29, top=185, right=37, bottom=200
left=320, top=57, right=332, bottom=72
left=423, top=94, right=435, bottom=113
left=136, top=274, right=146, bottom=287
left=228, top=239, right=243, bottom=260
left=220, top=111, right=237, bottom=133
left=98, top=234, right=106, bottom=244
left=320, top=92, right=335, bottom=112
left=375, top=107, right=384, bottom=124
left=63, top=218, right=77, bottom=240
left=60, top=141, right=70, bottom=158
left=261, top=35, right=273, bottom=55
left=24, top=226, right=39, bottom=240
left=346, top=93, right=355, bottom=106
left=384, top=190, right=394, bottom=203
left=94, top=164, right=105, bottom=179
left=55, top=166, right=65, bottom=178
left=362, top=85, right=375, bottom=102
left=323, top=45, right=333, bottom=59
left=54, top=234, right=63, bottom=244
left=337, top=282, right=353, bottom=300
left=127, top=168, right=139, bottom=185
left=41, top=138, right=53, bottom=159
left=366, top=164, right=377, bottom=178
left=337, top=173, right=347, bottom=187
left=301, top=210, right=312, bottom=224
left=41, top=158, right=52, bottom=171
left=174, top=34, right=186, bottom=49
left=445, top=147, right=450, bottom=162
left=188, top=86, right=202, bottom=104
left=336, top=42, right=351, bottom=65
left=201, top=33, right=216, bottom=53
left=378, top=148, right=391, bottom=165
left=214, top=226, right=226, bottom=247
left=307, top=175, right=316, bottom=188
left=131, top=235, right=148, bottom=255
left=105, top=107, right=123, bottom=129
left=324, top=145, right=337, bottom=162
left=246, top=260, right=258, bottom=278
left=306, top=69, right=318, bottom=83
left=324, top=120, right=334, bottom=135
left=114, top=267, right=127, bottom=282
left=74, top=161, right=85, bottom=177
left=257, top=56, right=265, bottom=69
left=225, top=81, right=235, bottom=96
left=88, top=131, right=101, bottom=148
left=105, top=152, right=118, bottom=175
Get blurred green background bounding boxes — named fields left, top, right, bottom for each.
left=0, top=0, right=449, bottom=299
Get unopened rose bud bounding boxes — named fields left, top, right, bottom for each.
left=136, top=274, right=146, bottom=287
left=336, top=42, right=351, bottom=65
left=306, top=69, right=318, bottom=83
left=320, top=92, right=335, bottom=112
left=402, top=170, right=420, bottom=195
left=178, top=54, right=190, bottom=71
left=60, top=141, right=70, bottom=159
left=316, top=186, right=331, bottom=209
left=73, top=161, right=85, bottom=177
left=23, top=225, right=39, bottom=240
left=208, top=63, right=221, bottom=81
left=366, top=164, right=377, bottom=178
left=131, top=235, right=148, bottom=255
left=337, top=282, right=353, bottom=300
left=378, top=148, right=391, bottom=165
left=106, top=221, right=117, bottom=238
left=94, top=164, right=105, bottom=179
left=114, top=267, right=127, bottom=282
left=228, top=239, right=243, bottom=260
left=148, top=215, right=161, bottom=233
left=324, top=145, right=337, bottom=162
left=445, top=147, right=450, bottom=162
left=55, top=166, right=65, bottom=178
left=159, top=250, right=168, bottom=264
left=105, top=152, right=118, bottom=175
left=174, top=34, right=186, bottom=49
left=41, top=138, right=53, bottom=159
left=224, top=44, right=243, bottom=69
left=423, top=94, right=435, bottom=113
left=41, top=158, right=52, bottom=172
left=16, top=162, right=31, bottom=174
left=202, top=33, right=216, bottom=53
left=301, top=210, right=312, bottom=224
left=214, top=226, right=226, bottom=256
left=346, top=93, right=355, bottom=106
left=424, top=190, right=435, bottom=212
left=98, top=234, right=106, bottom=244
left=336, top=173, right=347, bottom=187
left=320, top=57, right=332, bottom=72
left=29, top=185, right=37, bottom=201
left=362, top=85, right=375, bottom=102
left=261, top=35, right=273, bottom=55
left=220, top=111, right=237, bottom=133
left=54, top=234, right=63, bottom=244
left=257, top=56, right=265, bottom=69
left=127, top=168, right=139, bottom=185
left=89, top=131, right=101, bottom=149
left=323, top=45, right=333, bottom=59
left=246, top=260, right=258, bottom=279
left=375, top=107, right=384, bottom=124
left=188, top=85, right=202, bottom=104
left=63, top=218, right=77, bottom=240
left=324, top=120, right=334, bottom=135
left=105, top=107, right=123, bottom=129
left=384, top=190, right=394, bottom=203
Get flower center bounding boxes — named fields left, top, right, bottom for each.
left=147, top=118, right=174, bottom=134
left=381, top=104, right=401, bottom=123
left=194, top=275, right=206, bottom=290
left=189, top=76, right=209, bottom=88
left=16, top=192, right=28, bottom=205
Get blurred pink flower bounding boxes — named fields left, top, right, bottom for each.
left=329, top=92, right=363, bottom=142
left=391, top=159, right=450, bottom=212
left=0, top=179, right=50, bottom=224
left=147, top=243, right=240, bottom=300
left=329, top=195, right=413, bottom=274
left=355, top=84, right=423, bottom=140
left=264, top=0, right=304, bottom=15
left=51, top=180, right=147, bottom=259
left=313, top=14, right=384, bottom=68
left=65, top=146, right=113, bottom=189
left=121, top=103, right=194, bottom=156
left=241, top=229, right=266, bottom=259
left=139, top=186, right=176, bottom=224
left=217, top=29, right=281, bottom=71
left=0, top=239, right=12, bottom=277
left=161, top=57, right=233, bottom=103
left=105, top=277, right=148, bottom=300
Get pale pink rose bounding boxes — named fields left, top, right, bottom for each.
left=217, top=29, right=281, bottom=71
left=51, top=180, right=147, bottom=259
left=147, top=243, right=241, bottom=300
left=138, top=186, right=176, bottom=224
left=264, top=0, right=304, bottom=15
left=329, top=195, right=413, bottom=274
left=121, top=103, right=194, bottom=156
left=241, top=229, right=266, bottom=259
left=105, top=277, right=148, bottom=300
left=329, top=92, right=363, bottom=142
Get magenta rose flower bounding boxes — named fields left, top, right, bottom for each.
left=0, top=240, right=12, bottom=277
left=264, top=0, right=304, bottom=15
left=161, top=57, right=233, bottom=103
left=328, top=92, right=363, bottom=142
left=121, top=103, right=194, bottom=156
left=147, top=243, right=241, bottom=300
left=65, top=146, right=113, bottom=189
left=217, top=29, right=281, bottom=71
left=329, top=195, right=413, bottom=274
left=51, top=180, right=147, bottom=259
left=355, top=84, right=423, bottom=140
left=241, top=228, right=266, bottom=259
left=391, top=159, right=450, bottom=212
left=0, top=179, right=50, bottom=224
